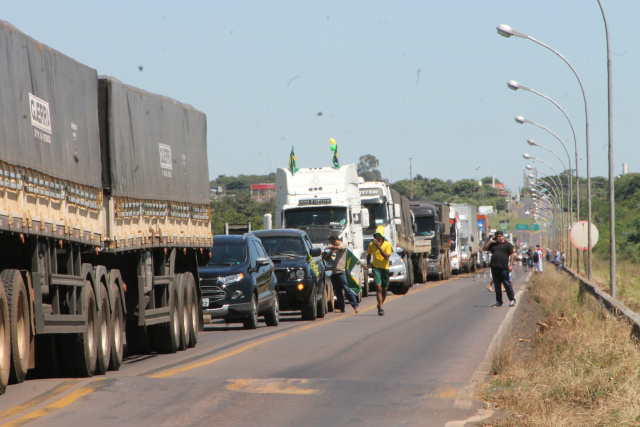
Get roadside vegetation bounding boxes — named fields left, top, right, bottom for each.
left=479, top=268, right=640, bottom=426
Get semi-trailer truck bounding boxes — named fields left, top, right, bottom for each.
left=0, top=21, right=212, bottom=392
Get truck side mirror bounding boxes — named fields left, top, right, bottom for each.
left=360, top=209, right=370, bottom=228
left=394, top=203, right=401, bottom=218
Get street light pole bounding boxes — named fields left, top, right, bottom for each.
left=597, top=0, right=615, bottom=297
left=526, top=138, right=571, bottom=257
left=515, top=114, right=574, bottom=266
left=497, top=24, right=592, bottom=279
left=524, top=155, right=565, bottom=251
left=508, top=81, right=579, bottom=247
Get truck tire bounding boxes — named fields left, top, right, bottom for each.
left=0, top=283, right=10, bottom=393
left=361, top=267, right=369, bottom=298
left=413, top=256, right=424, bottom=284
left=264, top=290, right=280, bottom=327
left=3, top=270, right=31, bottom=383
left=151, top=286, right=180, bottom=354
left=95, top=283, right=112, bottom=375
left=243, top=293, right=259, bottom=329
left=109, top=285, right=124, bottom=370
left=178, top=274, right=189, bottom=351
left=301, top=283, right=317, bottom=321
left=405, top=256, right=414, bottom=287
left=184, top=273, right=198, bottom=348
left=62, top=282, right=98, bottom=377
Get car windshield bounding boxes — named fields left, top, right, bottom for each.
left=208, top=241, right=247, bottom=265
left=284, top=207, right=347, bottom=228
left=258, top=236, right=306, bottom=257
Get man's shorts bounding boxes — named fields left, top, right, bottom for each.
left=372, top=267, right=390, bottom=289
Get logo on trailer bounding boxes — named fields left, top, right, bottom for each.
left=159, top=143, right=173, bottom=178
left=29, top=93, right=52, bottom=143
left=299, top=198, right=331, bottom=206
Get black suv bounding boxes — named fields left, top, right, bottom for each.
left=199, top=234, right=279, bottom=329
left=251, top=229, right=329, bottom=320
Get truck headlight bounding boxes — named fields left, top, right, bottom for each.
left=288, top=268, right=306, bottom=280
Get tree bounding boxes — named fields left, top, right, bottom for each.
left=357, top=154, right=382, bottom=181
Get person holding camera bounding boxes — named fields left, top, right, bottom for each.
left=482, top=230, right=516, bottom=307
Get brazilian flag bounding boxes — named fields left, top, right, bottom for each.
left=345, top=249, right=361, bottom=294
left=332, top=145, right=340, bottom=169
left=289, top=145, right=299, bottom=174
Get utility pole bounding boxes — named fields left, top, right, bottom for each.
left=409, top=158, right=413, bottom=199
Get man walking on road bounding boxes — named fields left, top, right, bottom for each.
left=324, top=234, right=359, bottom=313
left=366, top=226, right=392, bottom=316
left=483, top=230, right=516, bottom=308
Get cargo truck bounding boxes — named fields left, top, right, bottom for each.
left=409, top=201, right=451, bottom=281
left=274, top=165, right=369, bottom=298
left=359, top=181, right=409, bottom=295
left=450, top=204, right=479, bottom=273
left=0, top=21, right=212, bottom=392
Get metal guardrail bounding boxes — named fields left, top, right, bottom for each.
left=565, top=266, right=640, bottom=339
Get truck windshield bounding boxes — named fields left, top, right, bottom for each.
left=362, top=203, right=389, bottom=232
left=284, top=207, right=347, bottom=228
left=415, top=216, right=436, bottom=236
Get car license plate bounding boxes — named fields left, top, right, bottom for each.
left=202, top=298, right=209, bottom=308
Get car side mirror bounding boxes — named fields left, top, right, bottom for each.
left=310, top=247, right=322, bottom=257
left=255, top=257, right=271, bottom=267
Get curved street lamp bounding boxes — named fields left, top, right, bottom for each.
left=524, top=154, right=565, bottom=251
left=527, top=138, right=571, bottom=255
left=497, top=23, right=592, bottom=278
left=508, top=80, right=579, bottom=232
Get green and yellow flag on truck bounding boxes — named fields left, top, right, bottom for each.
left=289, top=145, right=299, bottom=175
left=345, top=249, right=360, bottom=294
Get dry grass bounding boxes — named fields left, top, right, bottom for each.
left=478, top=268, right=640, bottom=427
left=591, top=257, right=640, bottom=310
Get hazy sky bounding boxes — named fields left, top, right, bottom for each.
left=3, top=1, right=638, bottom=192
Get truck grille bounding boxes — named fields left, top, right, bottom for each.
left=200, top=278, right=226, bottom=302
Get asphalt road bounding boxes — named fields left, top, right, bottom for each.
left=0, top=269, right=527, bottom=427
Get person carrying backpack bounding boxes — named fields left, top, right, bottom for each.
left=533, top=245, right=543, bottom=273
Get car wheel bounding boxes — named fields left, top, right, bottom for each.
left=301, top=284, right=317, bottom=321
left=243, top=293, right=258, bottom=329
left=264, top=290, right=279, bottom=327
left=316, top=281, right=326, bottom=319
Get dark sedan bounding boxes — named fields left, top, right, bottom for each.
left=199, top=234, right=279, bottom=329
left=251, top=229, right=329, bottom=320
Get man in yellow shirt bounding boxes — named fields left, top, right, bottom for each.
left=366, top=226, right=392, bottom=316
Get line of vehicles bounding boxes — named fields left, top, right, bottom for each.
left=0, top=19, right=505, bottom=395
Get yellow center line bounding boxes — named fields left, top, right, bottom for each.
left=0, top=379, right=82, bottom=422
left=0, top=381, right=103, bottom=427
left=151, top=280, right=446, bottom=378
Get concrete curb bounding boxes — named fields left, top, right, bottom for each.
left=565, top=267, right=640, bottom=339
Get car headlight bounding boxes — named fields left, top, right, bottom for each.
left=219, top=273, right=244, bottom=285
left=288, top=268, right=306, bottom=280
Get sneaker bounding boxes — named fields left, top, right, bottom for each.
left=378, top=309, right=385, bottom=316
left=491, top=302, right=503, bottom=307
left=509, top=300, right=516, bottom=307
left=354, top=307, right=360, bottom=313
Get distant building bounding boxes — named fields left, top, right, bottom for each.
left=210, top=186, right=224, bottom=198
left=251, top=183, right=276, bottom=202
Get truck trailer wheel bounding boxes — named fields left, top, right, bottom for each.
left=0, top=283, right=10, bottom=393
left=151, top=286, right=180, bottom=354
left=184, top=273, right=199, bottom=348
left=2, top=270, right=31, bottom=383
left=178, top=274, right=189, bottom=351
left=109, top=286, right=124, bottom=370
left=63, top=282, right=98, bottom=377
left=95, top=283, right=112, bottom=375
